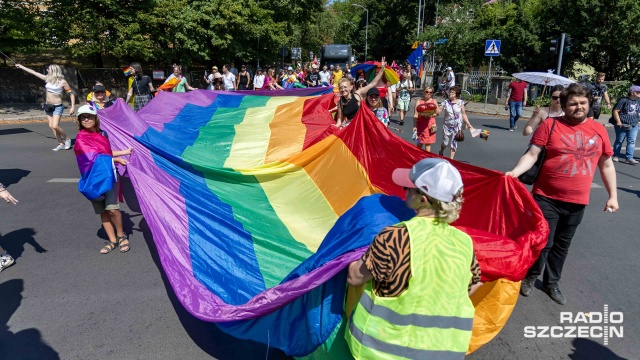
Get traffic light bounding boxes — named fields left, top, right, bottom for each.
left=550, top=38, right=559, bottom=54
left=564, top=35, right=573, bottom=53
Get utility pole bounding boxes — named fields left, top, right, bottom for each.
left=556, top=33, right=565, bottom=76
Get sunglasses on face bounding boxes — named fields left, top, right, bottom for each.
left=80, top=116, right=95, bottom=122
left=425, top=91, right=433, bottom=94
left=551, top=96, right=560, bottom=100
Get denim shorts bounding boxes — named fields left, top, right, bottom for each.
left=44, top=104, right=65, bottom=116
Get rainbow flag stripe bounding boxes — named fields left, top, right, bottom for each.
left=99, top=88, right=547, bottom=357
left=123, top=66, right=132, bottom=76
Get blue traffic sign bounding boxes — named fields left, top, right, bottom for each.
left=485, top=40, right=501, bottom=56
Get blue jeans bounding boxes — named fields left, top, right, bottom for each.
left=613, top=124, right=638, bottom=160
left=509, top=101, right=522, bottom=128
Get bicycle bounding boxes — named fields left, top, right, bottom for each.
left=439, top=85, right=472, bottom=106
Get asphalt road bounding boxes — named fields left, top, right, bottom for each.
left=0, top=101, right=638, bottom=360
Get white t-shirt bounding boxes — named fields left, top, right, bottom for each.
left=319, top=71, right=331, bottom=84
left=223, top=73, right=236, bottom=91
left=207, top=74, right=215, bottom=90
left=447, top=71, right=456, bottom=88
left=253, top=74, right=265, bottom=89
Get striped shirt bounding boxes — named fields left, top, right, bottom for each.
left=362, top=225, right=481, bottom=298
left=613, top=97, right=640, bottom=125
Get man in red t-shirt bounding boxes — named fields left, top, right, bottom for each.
left=505, top=83, right=618, bottom=305
left=505, top=79, right=528, bottom=131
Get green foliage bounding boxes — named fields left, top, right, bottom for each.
left=0, top=0, right=45, bottom=62
left=541, top=0, right=640, bottom=81
left=470, top=93, right=485, bottom=103
left=419, top=1, right=485, bottom=71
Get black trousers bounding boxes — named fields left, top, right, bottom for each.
left=526, top=194, right=586, bottom=286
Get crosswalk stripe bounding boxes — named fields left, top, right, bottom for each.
left=591, top=183, right=603, bottom=189
left=47, top=178, right=80, bottom=183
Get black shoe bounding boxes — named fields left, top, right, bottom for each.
left=399, top=120, right=404, bottom=126
left=542, top=285, right=567, bottom=305
left=520, top=277, right=535, bottom=296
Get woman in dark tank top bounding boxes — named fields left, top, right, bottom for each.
left=335, top=57, right=389, bottom=128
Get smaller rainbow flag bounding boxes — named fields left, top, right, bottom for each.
left=123, top=67, right=133, bottom=76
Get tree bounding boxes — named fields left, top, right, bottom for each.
left=418, top=2, right=486, bottom=71
left=542, top=0, right=640, bottom=81
left=0, top=0, right=45, bottom=65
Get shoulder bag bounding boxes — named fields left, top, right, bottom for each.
left=518, top=118, right=557, bottom=185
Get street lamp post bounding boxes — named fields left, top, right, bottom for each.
left=352, top=4, right=368, bottom=61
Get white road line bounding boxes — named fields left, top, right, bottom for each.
left=591, top=183, right=603, bottom=189
left=47, top=178, right=80, bottom=183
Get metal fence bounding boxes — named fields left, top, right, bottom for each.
left=466, top=69, right=507, bottom=96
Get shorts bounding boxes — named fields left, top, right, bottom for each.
left=397, top=98, right=411, bottom=111
left=44, top=104, right=64, bottom=116
left=91, top=182, right=120, bottom=214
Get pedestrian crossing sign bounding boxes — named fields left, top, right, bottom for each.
left=485, top=40, right=501, bottom=56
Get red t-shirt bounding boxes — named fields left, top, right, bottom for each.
left=531, top=117, right=613, bottom=205
left=509, top=81, right=528, bottom=102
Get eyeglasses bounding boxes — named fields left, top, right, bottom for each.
left=551, top=96, right=560, bottom=100
left=80, top=116, right=95, bottom=122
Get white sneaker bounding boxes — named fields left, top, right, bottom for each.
left=52, top=144, right=65, bottom=151
left=0, top=255, right=15, bottom=272
left=612, top=157, right=619, bottom=162
left=64, top=138, right=72, bottom=150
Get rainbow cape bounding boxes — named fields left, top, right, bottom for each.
left=157, top=77, right=180, bottom=91
left=74, top=129, right=116, bottom=201
left=98, top=89, right=547, bottom=357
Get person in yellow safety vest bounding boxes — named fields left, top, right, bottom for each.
left=345, top=158, right=484, bottom=360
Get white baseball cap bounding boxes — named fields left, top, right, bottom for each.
left=392, top=158, right=463, bottom=202
left=446, top=66, right=452, bottom=70
left=76, top=104, right=97, bottom=116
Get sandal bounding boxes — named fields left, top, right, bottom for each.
left=117, top=235, right=130, bottom=253
left=100, top=242, right=118, bottom=254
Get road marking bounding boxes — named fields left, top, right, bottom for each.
left=47, top=178, right=80, bottom=183
left=591, top=183, right=603, bottom=189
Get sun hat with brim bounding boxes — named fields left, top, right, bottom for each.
left=392, top=158, right=463, bottom=203
left=77, top=104, right=97, bottom=117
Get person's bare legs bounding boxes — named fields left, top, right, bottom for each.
left=49, top=114, right=68, bottom=145
left=450, top=148, right=456, bottom=159
left=101, top=212, right=118, bottom=244
left=109, top=209, right=129, bottom=252
left=439, top=144, right=446, bottom=156
left=425, top=144, right=431, bottom=152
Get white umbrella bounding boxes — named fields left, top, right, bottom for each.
left=511, top=71, right=575, bottom=87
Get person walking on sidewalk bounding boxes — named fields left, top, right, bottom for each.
left=15, top=64, right=75, bottom=151
left=506, top=83, right=618, bottom=305
left=611, top=85, right=640, bottom=165
left=505, top=78, right=528, bottom=131
left=0, top=182, right=18, bottom=272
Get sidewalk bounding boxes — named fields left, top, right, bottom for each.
left=0, top=104, right=57, bottom=122
left=461, top=99, right=613, bottom=127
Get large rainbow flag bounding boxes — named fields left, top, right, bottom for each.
left=98, top=88, right=547, bottom=357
